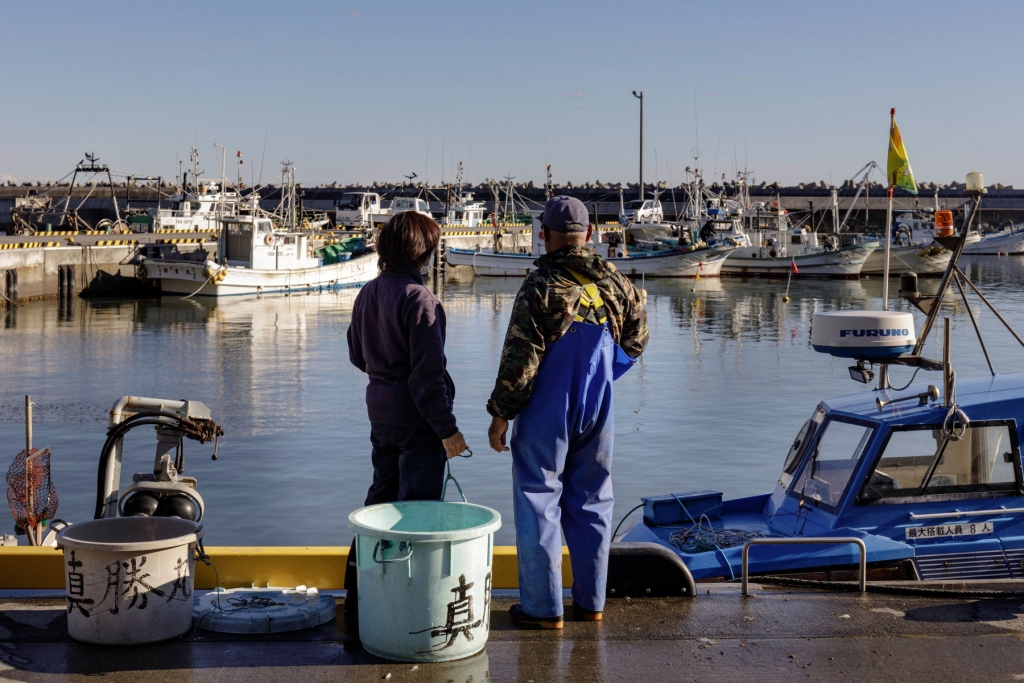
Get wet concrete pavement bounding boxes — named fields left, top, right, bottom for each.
left=3, top=586, right=1024, bottom=681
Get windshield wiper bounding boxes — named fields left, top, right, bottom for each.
left=915, top=437, right=951, bottom=495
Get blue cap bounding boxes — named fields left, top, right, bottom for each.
left=540, top=195, right=589, bottom=233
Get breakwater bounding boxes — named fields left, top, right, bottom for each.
left=5, top=180, right=1024, bottom=233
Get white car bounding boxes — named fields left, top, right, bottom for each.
left=620, top=198, right=664, bottom=225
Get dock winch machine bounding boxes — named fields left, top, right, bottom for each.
left=95, top=396, right=223, bottom=521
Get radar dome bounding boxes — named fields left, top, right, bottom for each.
left=811, top=311, right=916, bottom=359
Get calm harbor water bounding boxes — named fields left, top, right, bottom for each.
left=3, top=258, right=1024, bottom=546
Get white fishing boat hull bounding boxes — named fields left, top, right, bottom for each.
left=446, top=245, right=736, bottom=278
left=144, top=255, right=377, bottom=297
left=861, top=245, right=951, bottom=275
left=721, top=242, right=878, bottom=278
left=963, top=229, right=1024, bottom=255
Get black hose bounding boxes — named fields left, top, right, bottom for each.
left=94, top=412, right=223, bottom=519
left=612, top=503, right=645, bottom=540
left=94, top=417, right=181, bottom=519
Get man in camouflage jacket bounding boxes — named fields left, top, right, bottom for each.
left=487, top=196, right=648, bottom=629
left=485, top=245, right=648, bottom=421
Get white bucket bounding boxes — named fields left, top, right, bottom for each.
left=348, top=501, right=501, bottom=662
left=55, top=517, right=203, bottom=644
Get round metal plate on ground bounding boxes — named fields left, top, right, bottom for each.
left=192, top=586, right=336, bottom=633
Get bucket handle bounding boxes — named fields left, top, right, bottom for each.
left=372, top=539, right=413, bottom=564
left=441, top=449, right=472, bottom=503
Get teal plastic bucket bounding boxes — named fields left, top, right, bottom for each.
left=348, top=501, right=501, bottom=662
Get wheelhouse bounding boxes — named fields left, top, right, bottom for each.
left=621, top=374, right=1024, bottom=581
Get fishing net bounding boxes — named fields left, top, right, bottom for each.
left=6, top=447, right=58, bottom=530
left=669, top=519, right=762, bottom=555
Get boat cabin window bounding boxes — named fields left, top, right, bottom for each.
left=417, top=200, right=429, bottom=212
left=225, top=221, right=252, bottom=235
left=224, top=220, right=253, bottom=261
left=791, top=234, right=802, bottom=245
left=790, top=417, right=875, bottom=511
left=858, top=421, right=1021, bottom=504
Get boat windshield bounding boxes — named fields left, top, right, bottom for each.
left=858, top=422, right=1019, bottom=503
left=791, top=416, right=875, bottom=511
left=337, top=195, right=363, bottom=210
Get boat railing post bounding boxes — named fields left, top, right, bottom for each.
left=741, top=537, right=868, bottom=596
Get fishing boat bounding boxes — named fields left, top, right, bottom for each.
left=619, top=171, right=1024, bottom=584
left=894, top=209, right=981, bottom=250
left=152, top=147, right=253, bottom=232
left=860, top=243, right=950, bottom=276
left=440, top=164, right=488, bottom=229
left=446, top=217, right=739, bottom=278
left=720, top=202, right=878, bottom=278
left=829, top=166, right=952, bottom=275
left=443, top=193, right=487, bottom=228
left=963, top=224, right=1024, bottom=255
left=143, top=215, right=376, bottom=297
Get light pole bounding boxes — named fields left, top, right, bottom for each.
left=632, top=90, right=643, bottom=202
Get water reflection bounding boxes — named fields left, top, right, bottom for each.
left=1, top=257, right=1023, bottom=545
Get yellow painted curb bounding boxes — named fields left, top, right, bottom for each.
left=0, top=546, right=571, bottom=590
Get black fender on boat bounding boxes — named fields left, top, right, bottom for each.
left=606, top=542, right=697, bottom=598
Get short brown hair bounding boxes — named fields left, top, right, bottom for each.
left=376, top=211, right=441, bottom=272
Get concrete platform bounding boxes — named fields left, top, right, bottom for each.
left=3, top=587, right=1024, bottom=681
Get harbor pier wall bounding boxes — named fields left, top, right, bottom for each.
left=0, top=242, right=213, bottom=303
left=0, top=244, right=134, bottom=303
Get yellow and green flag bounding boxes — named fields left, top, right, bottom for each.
left=887, top=108, right=918, bottom=194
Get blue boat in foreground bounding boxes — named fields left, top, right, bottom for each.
left=620, top=174, right=1024, bottom=583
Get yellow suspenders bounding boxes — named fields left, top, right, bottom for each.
left=564, top=268, right=608, bottom=325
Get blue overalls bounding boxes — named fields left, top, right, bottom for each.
left=510, top=269, right=634, bottom=618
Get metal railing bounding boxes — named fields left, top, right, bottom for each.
left=909, top=506, right=1024, bottom=520
left=741, top=537, right=867, bottom=595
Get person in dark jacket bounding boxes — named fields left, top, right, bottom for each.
left=344, top=211, right=468, bottom=613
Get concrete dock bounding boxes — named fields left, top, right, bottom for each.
left=3, top=587, right=1024, bottom=681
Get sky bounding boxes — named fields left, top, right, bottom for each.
left=2, top=0, right=1023, bottom=188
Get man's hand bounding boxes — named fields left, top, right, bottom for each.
left=488, top=417, right=510, bottom=453
left=442, top=431, right=469, bottom=460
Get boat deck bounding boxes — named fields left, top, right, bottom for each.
left=3, top=586, right=1024, bottom=681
